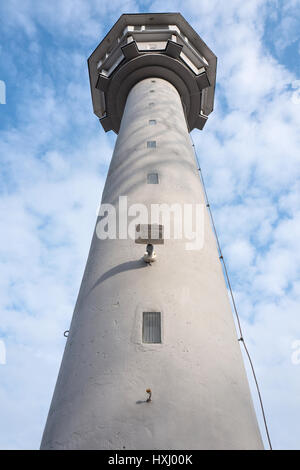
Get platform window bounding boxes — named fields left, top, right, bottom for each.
left=149, top=119, right=156, bottom=125
left=143, top=312, right=161, bottom=343
left=146, top=25, right=169, bottom=30
left=147, top=173, right=159, bottom=184
left=147, top=141, right=156, bottom=148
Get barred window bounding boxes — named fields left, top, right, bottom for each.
left=147, top=173, right=159, bottom=184
left=147, top=141, right=156, bottom=148
left=135, top=224, right=164, bottom=244
left=143, top=312, right=161, bottom=343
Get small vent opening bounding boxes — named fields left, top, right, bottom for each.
left=147, top=141, right=156, bottom=148
left=143, top=312, right=161, bottom=343
left=147, top=173, right=159, bottom=184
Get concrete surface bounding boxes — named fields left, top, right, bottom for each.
left=41, top=78, right=263, bottom=450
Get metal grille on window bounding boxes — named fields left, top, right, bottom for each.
left=147, top=173, right=159, bottom=184
left=147, top=141, right=156, bottom=148
left=145, top=25, right=169, bottom=30
left=135, top=224, right=164, bottom=244
left=143, top=312, right=161, bottom=343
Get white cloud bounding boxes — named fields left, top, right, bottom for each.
left=0, top=0, right=140, bottom=41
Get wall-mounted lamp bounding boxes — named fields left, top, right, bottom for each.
left=143, top=244, right=156, bottom=264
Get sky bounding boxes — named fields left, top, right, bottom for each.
left=0, top=0, right=299, bottom=450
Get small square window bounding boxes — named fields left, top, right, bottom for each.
left=135, top=224, right=164, bottom=244
left=147, top=173, right=159, bottom=184
left=150, top=90, right=155, bottom=93
left=149, top=119, right=156, bottom=125
left=149, top=102, right=155, bottom=107
left=147, top=141, right=156, bottom=148
left=151, top=80, right=156, bottom=83
left=143, top=312, right=161, bottom=343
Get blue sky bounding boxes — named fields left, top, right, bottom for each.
left=0, top=0, right=299, bottom=450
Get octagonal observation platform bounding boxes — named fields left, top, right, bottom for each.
left=88, top=13, right=217, bottom=134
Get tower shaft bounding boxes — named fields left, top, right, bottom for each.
left=41, top=77, right=263, bottom=449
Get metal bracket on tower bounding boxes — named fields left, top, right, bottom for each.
left=196, top=71, right=210, bottom=90
left=96, top=74, right=110, bottom=92
left=121, top=41, right=140, bottom=60
left=165, top=40, right=183, bottom=59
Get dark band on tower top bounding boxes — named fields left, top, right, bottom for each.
left=88, top=13, right=217, bottom=134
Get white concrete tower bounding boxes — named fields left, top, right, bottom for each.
left=41, top=13, right=264, bottom=450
